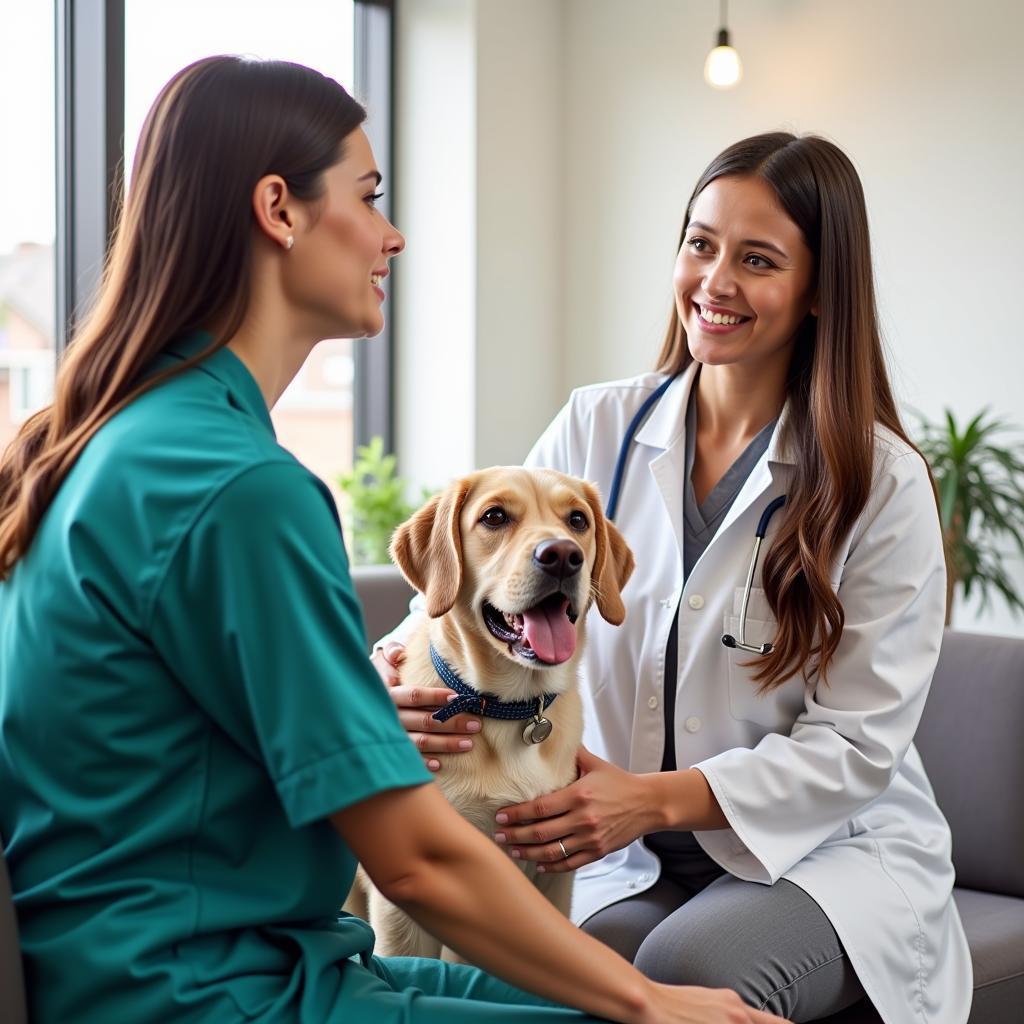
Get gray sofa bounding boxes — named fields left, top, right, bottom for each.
left=1, top=565, right=1021, bottom=1021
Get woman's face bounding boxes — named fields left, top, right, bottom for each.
left=285, top=127, right=404, bottom=339
left=674, top=174, right=816, bottom=371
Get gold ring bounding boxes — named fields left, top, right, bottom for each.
left=557, top=839, right=569, bottom=860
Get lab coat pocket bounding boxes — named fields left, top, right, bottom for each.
left=723, top=601, right=807, bottom=731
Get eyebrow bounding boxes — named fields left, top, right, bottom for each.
left=478, top=492, right=522, bottom=509
left=687, top=220, right=789, bottom=259
left=358, top=170, right=383, bottom=186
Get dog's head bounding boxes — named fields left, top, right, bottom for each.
left=390, top=467, right=634, bottom=669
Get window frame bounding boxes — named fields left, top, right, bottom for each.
left=54, top=0, right=394, bottom=459
left=55, top=0, right=124, bottom=354
left=353, top=0, right=395, bottom=455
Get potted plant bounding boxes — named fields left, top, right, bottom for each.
left=337, top=437, right=416, bottom=567
left=915, top=408, right=1024, bottom=624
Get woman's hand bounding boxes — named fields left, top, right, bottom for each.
left=494, top=746, right=660, bottom=871
left=372, top=642, right=481, bottom=772
left=643, top=982, right=789, bottom=1024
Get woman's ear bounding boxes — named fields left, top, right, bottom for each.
left=389, top=479, right=472, bottom=618
left=251, top=173, right=295, bottom=252
left=582, top=481, right=635, bottom=626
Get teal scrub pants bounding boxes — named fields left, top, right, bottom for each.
left=346, top=955, right=608, bottom=1022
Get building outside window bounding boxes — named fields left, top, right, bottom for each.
left=0, top=2, right=56, bottom=451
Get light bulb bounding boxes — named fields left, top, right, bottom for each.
left=704, top=29, right=742, bottom=89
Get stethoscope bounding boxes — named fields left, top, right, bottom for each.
left=603, top=373, right=786, bottom=657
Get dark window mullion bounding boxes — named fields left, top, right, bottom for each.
left=352, top=0, right=394, bottom=456
left=55, top=0, right=125, bottom=354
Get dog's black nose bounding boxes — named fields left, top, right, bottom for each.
left=533, top=538, right=584, bottom=580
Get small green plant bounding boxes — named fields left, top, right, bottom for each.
left=338, top=437, right=415, bottom=566
left=916, top=408, right=1024, bottom=623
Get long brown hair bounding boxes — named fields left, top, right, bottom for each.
left=656, top=132, right=925, bottom=689
left=0, top=56, right=366, bottom=577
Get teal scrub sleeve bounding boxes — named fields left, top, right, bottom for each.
left=147, top=461, right=431, bottom=828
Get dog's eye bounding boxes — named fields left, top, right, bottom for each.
left=481, top=507, right=509, bottom=528
left=568, top=510, right=589, bottom=532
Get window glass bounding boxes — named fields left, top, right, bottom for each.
left=124, top=0, right=357, bottom=503
left=0, top=1, right=56, bottom=450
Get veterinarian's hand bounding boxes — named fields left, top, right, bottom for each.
left=644, top=983, right=790, bottom=1024
left=373, top=641, right=482, bottom=772
left=494, top=746, right=657, bottom=871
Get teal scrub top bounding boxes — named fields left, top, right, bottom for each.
left=0, top=332, right=432, bottom=1022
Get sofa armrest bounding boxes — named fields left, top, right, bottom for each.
left=350, top=564, right=417, bottom=654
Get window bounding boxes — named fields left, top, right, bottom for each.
left=0, top=1, right=56, bottom=448
left=124, top=0, right=358, bottom=505
left=49, top=2, right=391, bottom=505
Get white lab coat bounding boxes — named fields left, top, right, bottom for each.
left=522, top=364, right=971, bottom=1024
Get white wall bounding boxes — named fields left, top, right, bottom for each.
left=474, top=0, right=566, bottom=468
left=394, top=0, right=1024, bottom=636
left=394, top=0, right=477, bottom=487
left=394, top=0, right=564, bottom=483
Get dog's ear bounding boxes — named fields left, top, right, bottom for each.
left=582, top=481, right=635, bottom=626
left=390, top=478, right=472, bottom=618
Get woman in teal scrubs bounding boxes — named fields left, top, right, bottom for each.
left=0, top=56, right=784, bottom=1024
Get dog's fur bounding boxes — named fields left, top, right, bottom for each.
left=347, top=466, right=634, bottom=960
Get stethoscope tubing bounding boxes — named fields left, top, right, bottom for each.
left=604, top=373, right=677, bottom=523
left=724, top=495, right=786, bottom=655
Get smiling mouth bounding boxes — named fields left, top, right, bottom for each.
left=693, top=301, right=752, bottom=326
left=483, top=594, right=579, bottom=666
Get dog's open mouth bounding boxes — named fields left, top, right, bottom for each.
left=483, top=594, right=580, bottom=666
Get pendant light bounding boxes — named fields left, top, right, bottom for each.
left=704, top=0, right=743, bottom=90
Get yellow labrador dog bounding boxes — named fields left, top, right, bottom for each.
left=351, top=466, right=634, bottom=960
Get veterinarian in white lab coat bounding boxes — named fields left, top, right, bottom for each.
left=378, top=133, right=971, bottom=1024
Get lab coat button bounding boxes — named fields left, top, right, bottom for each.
left=684, top=716, right=702, bottom=733
left=648, top=696, right=659, bottom=709
left=688, top=594, right=705, bottom=610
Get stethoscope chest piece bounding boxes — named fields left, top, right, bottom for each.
left=721, top=633, right=775, bottom=656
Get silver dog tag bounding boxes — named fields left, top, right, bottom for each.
left=522, top=716, right=552, bottom=745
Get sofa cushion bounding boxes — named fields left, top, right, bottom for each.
left=955, top=887, right=1024, bottom=1021
left=913, top=630, right=1024, bottom=898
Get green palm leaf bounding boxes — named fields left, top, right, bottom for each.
left=913, top=407, right=1024, bottom=623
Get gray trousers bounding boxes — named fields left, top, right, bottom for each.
left=581, top=872, right=866, bottom=1022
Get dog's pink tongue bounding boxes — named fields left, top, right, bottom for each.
left=521, top=597, right=576, bottom=665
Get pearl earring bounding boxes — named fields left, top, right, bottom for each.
left=286, top=235, right=294, bottom=250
